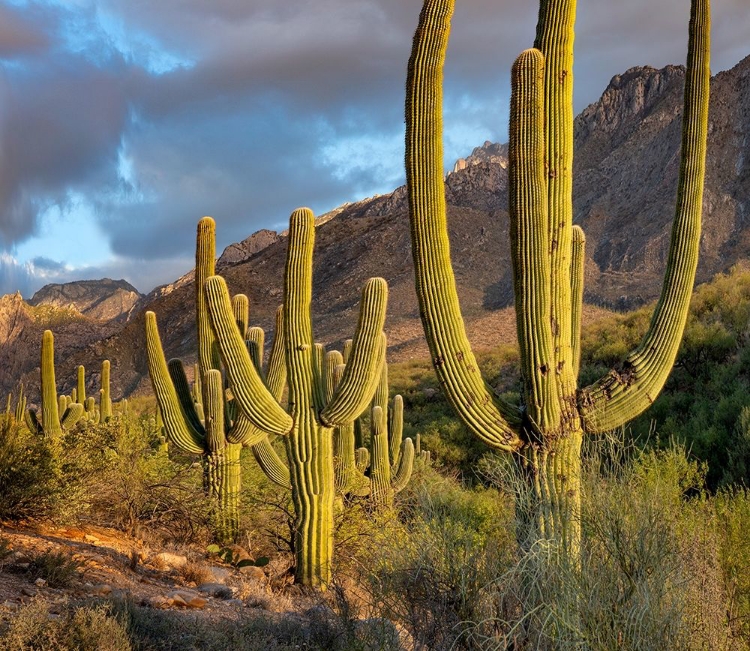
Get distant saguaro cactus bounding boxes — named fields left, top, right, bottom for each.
left=25, top=330, right=84, bottom=440
left=204, top=208, right=387, bottom=588
left=405, top=0, right=710, bottom=553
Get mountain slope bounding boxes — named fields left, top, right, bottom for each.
left=2, top=55, right=750, bottom=401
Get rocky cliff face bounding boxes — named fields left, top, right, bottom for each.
left=1, top=55, right=750, bottom=399
left=29, top=279, right=142, bottom=322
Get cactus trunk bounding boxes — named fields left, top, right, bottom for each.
left=205, top=442, right=242, bottom=544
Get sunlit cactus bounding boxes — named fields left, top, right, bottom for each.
left=204, top=207, right=387, bottom=588
left=405, top=0, right=710, bottom=553
left=25, top=330, right=84, bottom=440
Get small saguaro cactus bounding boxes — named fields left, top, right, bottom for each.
left=332, top=345, right=416, bottom=508
left=405, top=0, right=710, bottom=554
left=146, top=217, right=289, bottom=543
left=203, top=207, right=388, bottom=588
left=25, top=330, right=85, bottom=440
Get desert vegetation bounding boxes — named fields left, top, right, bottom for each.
left=0, top=0, right=748, bottom=649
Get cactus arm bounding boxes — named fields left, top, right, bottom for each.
left=76, top=366, right=86, bottom=406
left=25, top=409, right=42, bottom=435
left=246, top=327, right=266, bottom=380
left=389, top=394, right=404, bottom=468
left=232, top=294, right=249, bottom=339
left=251, top=437, right=292, bottom=489
left=355, top=447, right=370, bottom=472
left=579, top=0, right=710, bottom=433
left=265, top=306, right=287, bottom=400
left=570, top=226, right=585, bottom=379
left=391, top=438, right=415, bottom=494
left=40, top=330, right=62, bottom=438
left=369, top=406, right=392, bottom=507
left=204, top=275, right=293, bottom=436
left=60, top=403, right=84, bottom=430
left=167, top=359, right=207, bottom=435
left=405, top=0, right=523, bottom=452
left=324, top=351, right=344, bottom=404
left=319, top=278, right=388, bottom=426
left=145, top=311, right=206, bottom=454
left=100, top=360, right=112, bottom=421
left=509, top=48, right=561, bottom=436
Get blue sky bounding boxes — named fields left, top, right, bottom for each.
left=0, top=0, right=747, bottom=297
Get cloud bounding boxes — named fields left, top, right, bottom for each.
left=0, top=0, right=747, bottom=296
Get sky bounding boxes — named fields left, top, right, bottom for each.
left=0, top=0, right=747, bottom=298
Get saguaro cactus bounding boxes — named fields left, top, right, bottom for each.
left=332, top=346, right=416, bottom=508
left=145, top=217, right=281, bottom=543
left=405, top=0, right=710, bottom=552
left=25, top=330, right=84, bottom=440
left=203, top=207, right=387, bottom=588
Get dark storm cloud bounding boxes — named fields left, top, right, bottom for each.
left=0, top=0, right=747, bottom=294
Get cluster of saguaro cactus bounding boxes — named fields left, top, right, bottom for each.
left=4, top=384, right=27, bottom=425
left=145, top=217, right=284, bottom=543
left=25, top=330, right=85, bottom=440
left=201, top=207, right=388, bottom=587
left=332, top=344, right=417, bottom=508
left=404, top=0, right=710, bottom=553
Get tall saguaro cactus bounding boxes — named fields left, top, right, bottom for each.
left=25, top=330, right=84, bottom=440
left=145, top=217, right=285, bottom=542
left=204, top=207, right=387, bottom=588
left=405, top=0, right=710, bottom=552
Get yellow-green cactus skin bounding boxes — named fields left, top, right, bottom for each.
left=25, top=330, right=84, bottom=440
left=145, top=217, right=288, bottom=543
left=405, top=0, right=710, bottom=552
left=204, top=207, right=387, bottom=588
left=332, top=343, right=416, bottom=509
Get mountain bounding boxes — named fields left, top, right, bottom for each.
left=29, top=279, right=142, bottom=322
left=2, top=55, right=749, bottom=402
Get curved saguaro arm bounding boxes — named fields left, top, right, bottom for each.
left=320, top=279, right=388, bottom=426
left=145, top=312, right=206, bottom=454
left=232, top=294, right=249, bottom=339
left=204, top=275, right=293, bottom=436
left=405, top=0, right=523, bottom=452
left=579, top=0, right=710, bottom=433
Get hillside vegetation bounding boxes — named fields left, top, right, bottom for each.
left=1, top=265, right=749, bottom=649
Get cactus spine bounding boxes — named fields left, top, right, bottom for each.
left=405, top=0, right=710, bottom=553
left=25, top=330, right=84, bottom=440
left=145, top=217, right=290, bottom=543
left=204, top=207, right=387, bottom=588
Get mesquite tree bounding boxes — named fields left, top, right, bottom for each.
left=405, top=0, right=710, bottom=553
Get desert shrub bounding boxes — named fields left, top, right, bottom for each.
left=454, top=443, right=741, bottom=651
left=0, top=599, right=131, bottom=651
left=0, top=420, right=70, bottom=521
left=24, top=549, right=82, bottom=588
left=365, top=465, right=516, bottom=649
left=79, top=414, right=212, bottom=545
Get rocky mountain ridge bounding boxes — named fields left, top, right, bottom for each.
left=2, top=54, right=749, bottom=401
